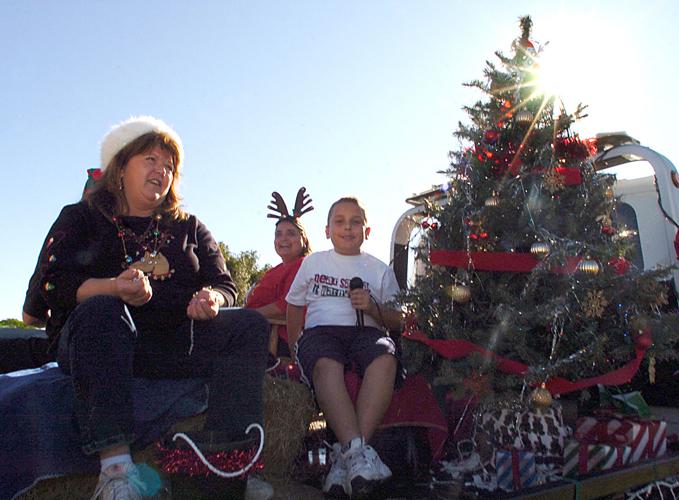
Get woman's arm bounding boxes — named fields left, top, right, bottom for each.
left=195, top=217, right=238, bottom=307
left=41, top=203, right=99, bottom=312
left=253, top=302, right=286, bottom=321
left=22, top=311, right=46, bottom=327
left=246, top=258, right=304, bottom=321
left=75, top=269, right=152, bottom=306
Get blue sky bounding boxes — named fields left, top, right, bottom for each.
left=2, top=1, right=678, bottom=320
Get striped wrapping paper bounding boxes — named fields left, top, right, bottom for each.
left=575, top=416, right=667, bottom=463
left=563, top=440, right=631, bottom=477
left=495, top=449, right=537, bottom=491
left=648, top=419, right=668, bottom=459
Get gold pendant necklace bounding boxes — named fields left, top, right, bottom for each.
left=113, top=214, right=175, bottom=280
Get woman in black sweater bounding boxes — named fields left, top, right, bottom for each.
left=40, top=116, right=268, bottom=499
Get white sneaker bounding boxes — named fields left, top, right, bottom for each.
left=245, top=476, right=274, bottom=500
left=359, top=445, right=392, bottom=480
left=91, top=462, right=161, bottom=500
left=344, top=442, right=392, bottom=498
left=323, top=442, right=348, bottom=497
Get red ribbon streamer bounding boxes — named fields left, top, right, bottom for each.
left=402, top=329, right=647, bottom=396
left=508, top=163, right=583, bottom=183
left=431, top=249, right=582, bottom=274
left=512, top=449, right=521, bottom=489
left=578, top=444, right=588, bottom=474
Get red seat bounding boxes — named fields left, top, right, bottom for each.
left=343, top=370, right=448, bottom=461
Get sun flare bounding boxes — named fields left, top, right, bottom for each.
left=526, top=12, right=628, bottom=110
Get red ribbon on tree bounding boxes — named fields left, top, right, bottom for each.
left=402, top=329, right=648, bottom=396
left=430, top=249, right=583, bottom=273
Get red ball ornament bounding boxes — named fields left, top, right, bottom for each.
left=521, top=38, right=534, bottom=49
left=484, top=129, right=499, bottom=144
left=630, top=317, right=653, bottom=348
left=635, top=333, right=653, bottom=349
left=601, top=226, right=616, bottom=236
left=608, top=256, right=630, bottom=275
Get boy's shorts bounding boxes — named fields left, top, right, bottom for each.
left=295, top=325, right=405, bottom=389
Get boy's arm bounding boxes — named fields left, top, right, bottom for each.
left=351, top=286, right=404, bottom=332
left=286, top=303, right=305, bottom=359
left=366, top=301, right=403, bottom=331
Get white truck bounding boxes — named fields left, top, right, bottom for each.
left=390, top=132, right=679, bottom=301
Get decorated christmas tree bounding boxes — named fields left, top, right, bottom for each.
left=398, top=16, right=679, bottom=410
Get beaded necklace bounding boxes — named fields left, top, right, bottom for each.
left=112, top=213, right=175, bottom=280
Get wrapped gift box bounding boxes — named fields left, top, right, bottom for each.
left=575, top=416, right=667, bottom=463
left=478, top=403, right=571, bottom=461
left=563, top=440, right=631, bottom=478
left=647, top=419, right=668, bottom=459
left=495, top=449, right=537, bottom=491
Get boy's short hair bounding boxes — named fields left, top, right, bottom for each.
left=327, top=196, right=368, bottom=225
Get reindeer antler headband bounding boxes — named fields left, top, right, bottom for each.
left=267, top=187, right=314, bottom=221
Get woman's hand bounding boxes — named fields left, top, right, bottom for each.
left=115, top=268, right=153, bottom=306
left=187, top=287, right=224, bottom=320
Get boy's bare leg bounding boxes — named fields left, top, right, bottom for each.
left=355, top=354, right=397, bottom=441
left=313, top=357, right=360, bottom=444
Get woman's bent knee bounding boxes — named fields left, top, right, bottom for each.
left=72, top=295, right=125, bottom=319
left=237, top=308, right=270, bottom=344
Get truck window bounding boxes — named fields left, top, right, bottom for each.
left=614, top=202, right=644, bottom=270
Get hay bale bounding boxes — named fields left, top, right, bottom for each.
left=261, top=374, right=317, bottom=480
left=17, top=474, right=97, bottom=500
left=18, top=376, right=316, bottom=498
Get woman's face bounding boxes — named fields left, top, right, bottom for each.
left=274, top=220, right=304, bottom=263
left=120, top=145, right=174, bottom=216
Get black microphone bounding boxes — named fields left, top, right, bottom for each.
left=349, top=277, right=364, bottom=331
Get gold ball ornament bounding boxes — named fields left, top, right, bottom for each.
left=516, top=108, right=534, bottom=124
left=447, top=284, right=472, bottom=303
left=604, top=185, right=615, bottom=200
left=484, top=196, right=500, bottom=207
left=530, top=242, right=550, bottom=260
left=530, top=383, right=553, bottom=409
left=577, top=258, right=600, bottom=275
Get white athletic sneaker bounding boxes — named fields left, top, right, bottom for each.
left=344, top=441, right=392, bottom=498
left=323, top=442, right=348, bottom=497
left=358, top=444, right=392, bottom=480
left=91, top=462, right=161, bottom=500
left=245, top=475, right=274, bottom=500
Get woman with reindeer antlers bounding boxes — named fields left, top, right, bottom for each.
left=245, top=187, right=313, bottom=358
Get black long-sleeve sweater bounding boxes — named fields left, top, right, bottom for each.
left=40, top=201, right=237, bottom=345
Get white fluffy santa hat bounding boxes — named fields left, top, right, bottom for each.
left=100, top=116, right=183, bottom=170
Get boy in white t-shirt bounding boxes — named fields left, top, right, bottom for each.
left=286, top=197, right=404, bottom=498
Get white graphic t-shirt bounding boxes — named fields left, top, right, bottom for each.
left=286, top=249, right=400, bottom=330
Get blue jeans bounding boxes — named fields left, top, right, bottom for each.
left=57, top=295, right=269, bottom=455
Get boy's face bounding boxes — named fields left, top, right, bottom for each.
left=325, top=201, right=370, bottom=255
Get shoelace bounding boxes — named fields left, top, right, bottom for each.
left=346, top=448, right=371, bottom=475
left=324, top=440, right=342, bottom=462
left=91, top=464, right=161, bottom=500
left=171, top=423, right=264, bottom=478
left=91, top=469, right=141, bottom=500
